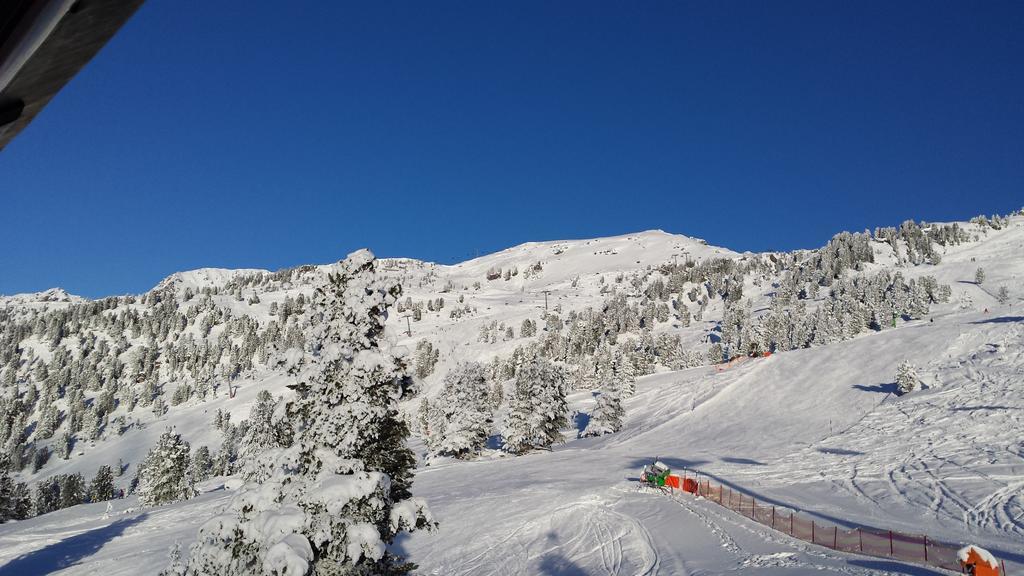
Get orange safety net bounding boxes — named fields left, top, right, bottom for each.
left=678, top=477, right=989, bottom=574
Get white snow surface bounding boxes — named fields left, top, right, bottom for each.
left=3, top=224, right=1024, bottom=574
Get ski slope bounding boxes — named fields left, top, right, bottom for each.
left=1, top=220, right=1023, bottom=574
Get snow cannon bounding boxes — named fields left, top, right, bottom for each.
left=641, top=461, right=671, bottom=487
left=958, top=545, right=1001, bottom=576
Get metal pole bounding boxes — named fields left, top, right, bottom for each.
left=834, top=526, right=838, bottom=549
left=858, top=527, right=863, bottom=552
left=889, top=530, right=894, bottom=556
left=771, top=506, right=775, bottom=529
left=923, top=535, right=928, bottom=562
left=812, top=520, right=815, bottom=543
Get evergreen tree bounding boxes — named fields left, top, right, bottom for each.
left=187, top=250, right=433, bottom=575
left=33, top=476, right=60, bottom=516
left=502, top=356, right=567, bottom=454
left=501, top=378, right=534, bottom=455
left=137, top=428, right=196, bottom=506
left=57, top=431, right=74, bottom=460
left=431, top=363, right=492, bottom=458
left=35, top=405, right=59, bottom=440
left=8, top=482, right=31, bottom=521
left=416, top=397, right=433, bottom=440
left=238, top=390, right=286, bottom=481
left=520, top=319, right=537, bottom=338
left=580, top=384, right=624, bottom=438
left=996, top=286, right=1010, bottom=305
left=81, top=406, right=101, bottom=442
left=89, top=465, right=116, bottom=503
left=612, top=350, right=637, bottom=397
left=58, top=473, right=87, bottom=508
left=159, top=542, right=187, bottom=576
left=413, top=340, right=439, bottom=380
left=0, top=456, right=30, bottom=522
left=190, top=446, right=214, bottom=482
left=975, top=267, right=986, bottom=285
left=489, top=381, right=504, bottom=409
left=895, top=360, right=920, bottom=396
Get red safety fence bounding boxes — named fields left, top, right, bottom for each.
left=658, top=473, right=1008, bottom=575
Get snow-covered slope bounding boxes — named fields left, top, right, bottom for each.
left=1, top=216, right=1023, bottom=575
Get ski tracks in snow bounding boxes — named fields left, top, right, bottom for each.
left=660, top=490, right=896, bottom=576
left=437, top=492, right=660, bottom=576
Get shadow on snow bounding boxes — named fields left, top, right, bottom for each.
left=970, top=316, right=1024, bottom=324
left=853, top=383, right=898, bottom=394
left=0, top=514, right=148, bottom=576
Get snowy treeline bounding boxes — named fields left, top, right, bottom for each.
left=0, top=455, right=120, bottom=522
left=0, top=286, right=308, bottom=480
left=715, top=270, right=950, bottom=358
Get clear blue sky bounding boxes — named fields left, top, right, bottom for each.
left=2, top=1, right=1022, bottom=298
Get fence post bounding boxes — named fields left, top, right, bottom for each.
left=833, top=526, right=838, bottom=549
left=812, top=520, right=815, bottom=543
left=923, top=535, right=928, bottom=562
left=752, top=497, right=756, bottom=520
left=771, top=506, right=775, bottom=529
left=858, top=527, right=863, bottom=552
left=790, top=512, right=794, bottom=536
left=889, top=530, right=893, bottom=556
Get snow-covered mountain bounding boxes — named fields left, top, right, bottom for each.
left=1, top=212, right=1023, bottom=575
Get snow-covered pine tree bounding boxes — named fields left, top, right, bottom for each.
left=996, top=286, right=1010, bottom=305
left=432, top=362, right=492, bottom=458
left=520, top=318, right=537, bottom=338
left=416, top=397, right=432, bottom=439
left=501, top=377, right=534, bottom=455
left=489, top=381, right=504, bottom=409
left=580, top=375, right=624, bottom=438
left=58, top=473, right=86, bottom=509
left=187, top=250, right=433, bottom=576
left=610, top=349, right=637, bottom=397
left=57, top=431, right=73, bottom=460
left=413, top=339, right=439, bottom=379
left=137, top=428, right=196, bottom=506
left=159, top=542, right=187, bottom=576
left=974, top=267, right=985, bottom=285
left=33, top=476, right=60, bottom=515
left=895, top=360, right=920, bottom=396
left=190, top=446, right=214, bottom=483
left=0, top=456, right=30, bottom=522
left=502, top=356, right=567, bottom=454
left=0, top=467, right=30, bottom=522
left=239, top=389, right=287, bottom=481
left=81, top=406, right=101, bottom=442
left=89, top=465, right=116, bottom=502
